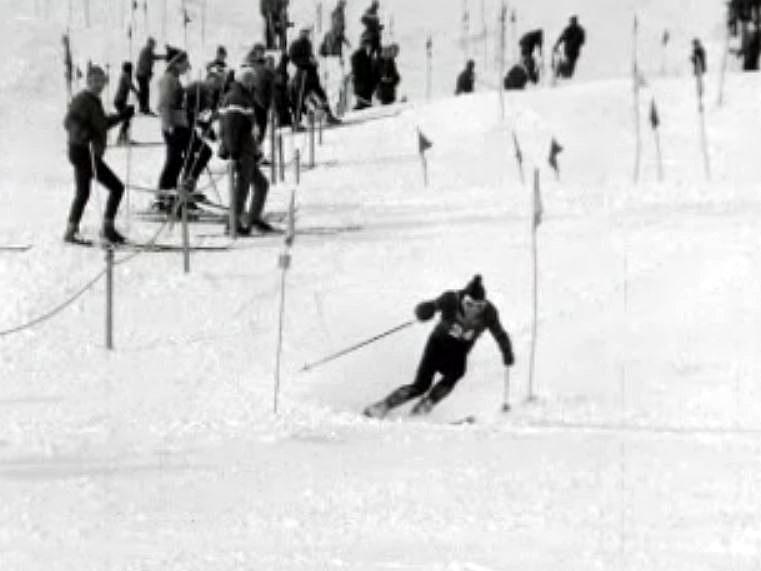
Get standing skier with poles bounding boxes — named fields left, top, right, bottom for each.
left=364, top=275, right=515, bottom=419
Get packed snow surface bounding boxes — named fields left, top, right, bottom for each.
left=1, top=0, right=760, bottom=569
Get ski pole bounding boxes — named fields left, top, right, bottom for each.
left=301, top=319, right=415, bottom=372
left=501, top=368, right=510, bottom=412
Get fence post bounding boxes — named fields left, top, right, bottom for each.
left=294, top=148, right=301, bottom=185
left=308, top=110, right=316, bottom=168
left=105, top=246, right=114, bottom=350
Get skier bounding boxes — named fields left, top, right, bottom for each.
left=360, top=0, right=384, bottom=58
left=244, top=43, right=276, bottom=144
left=219, top=68, right=274, bottom=235
left=364, top=275, right=515, bottom=418
left=288, top=27, right=341, bottom=125
left=350, top=36, right=378, bottom=109
left=63, top=65, right=134, bottom=244
left=518, top=28, right=543, bottom=83
left=156, top=50, right=210, bottom=211
left=455, top=59, right=475, bottom=95
left=135, top=37, right=165, bottom=115
left=113, top=61, right=139, bottom=145
left=375, top=43, right=401, bottom=105
left=690, top=37, right=707, bottom=76
left=553, top=15, right=585, bottom=79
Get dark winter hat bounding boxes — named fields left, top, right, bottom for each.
left=87, top=65, right=107, bottom=80
left=122, top=61, right=133, bottom=73
left=463, top=274, right=486, bottom=301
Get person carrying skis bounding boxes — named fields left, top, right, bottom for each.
left=113, top=61, right=140, bottom=145
left=63, top=65, right=134, bottom=244
left=553, top=15, right=585, bottom=79
left=364, top=275, right=515, bottom=418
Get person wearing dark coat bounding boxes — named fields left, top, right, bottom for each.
left=219, top=69, right=273, bottom=235
left=363, top=275, right=515, bottom=419
left=690, top=38, right=707, bottom=76
left=455, top=59, right=475, bottom=95
left=289, top=28, right=341, bottom=124
left=261, top=0, right=290, bottom=50
left=321, top=0, right=351, bottom=58
left=553, top=15, right=585, bottom=78
left=244, top=43, right=276, bottom=144
left=375, top=44, right=401, bottom=105
left=503, top=62, right=529, bottom=90
left=741, top=27, right=761, bottom=70
left=272, top=53, right=293, bottom=128
left=351, top=37, right=378, bottom=109
left=519, top=29, right=543, bottom=83
left=63, top=65, right=134, bottom=244
left=135, top=37, right=165, bottom=114
left=113, top=61, right=139, bottom=144
left=360, top=0, right=383, bottom=57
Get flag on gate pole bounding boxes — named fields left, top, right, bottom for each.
left=418, top=128, right=432, bottom=187
left=548, top=137, right=563, bottom=179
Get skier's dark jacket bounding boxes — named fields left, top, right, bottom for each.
left=64, top=90, right=122, bottom=157
left=375, top=56, right=400, bottom=104
left=556, top=22, right=585, bottom=58
left=415, top=291, right=514, bottom=365
left=288, top=36, right=317, bottom=70
left=219, top=81, right=257, bottom=160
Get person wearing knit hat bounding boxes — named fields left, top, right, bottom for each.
left=364, top=274, right=515, bottom=419
left=63, top=64, right=134, bottom=244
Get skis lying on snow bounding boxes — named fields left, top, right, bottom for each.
left=0, top=244, right=32, bottom=252
left=65, top=238, right=231, bottom=252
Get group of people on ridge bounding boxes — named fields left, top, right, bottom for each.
left=455, top=14, right=586, bottom=95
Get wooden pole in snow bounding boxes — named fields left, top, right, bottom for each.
left=425, top=34, right=433, bottom=101
left=273, top=189, right=296, bottom=414
left=527, top=168, right=541, bottom=401
left=498, top=3, right=506, bottom=120
left=632, top=15, right=642, bottom=183
left=105, top=246, right=114, bottom=350
left=717, top=7, right=730, bottom=107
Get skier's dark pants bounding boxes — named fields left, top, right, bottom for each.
left=383, top=335, right=468, bottom=409
left=158, top=127, right=212, bottom=190
left=114, top=101, right=131, bottom=141
left=234, top=138, right=270, bottom=223
left=254, top=104, right=269, bottom=146
left=293, top=67, right=330, bottom=120
left=136, top=75, right=151, bottom=112
left=67, top=144, right=124, bottom=225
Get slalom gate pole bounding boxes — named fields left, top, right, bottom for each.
left=105, top=245, right=114, bottom=350
left=318, top=111, right=324, bottom=145
left=632, top=15, right=642, bottom=184
left=308, top=109, right=315, bottom=168
left=498, top=3, right=506, bottom=120
left=228, top=161, right=237, bottom=239
left=300, top=320, right=415, bottom=372
left=695, top=73, right=711, bottom=180
left=295, top=148, right=301, bottom=185
left=425, top=35, right=432, bottom=101
left=502, top=368, right=511, bottom=411
left=278, top=133, right=285, bottom=182
left=512, top=130, right=525, bottom=184
left=717, top=5, right=730, bottom=107
left=527, top=168, right=540, bottom=401
left=653, top=124, right=664, bottom=182
left=269, top=107, right=277, bottom=183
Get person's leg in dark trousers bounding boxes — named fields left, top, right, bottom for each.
left=234, top=152, right=255, bottom=229
left=247, top=164, right=270, bottom=225
left=376, top=336, right=443, bottom=410
left=185, top=137, right=213, bottom=184
left=94, top=157, right=125, bottom=222
left=136, top=75, right=151, bottom=113
left=66, top=144, right=94, bottom=235
left=114, top=101, right=131, bottom=143
left=158, top=127, right=190, bottom=190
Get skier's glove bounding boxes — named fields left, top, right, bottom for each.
left=415, top=301, right=436, bottom=322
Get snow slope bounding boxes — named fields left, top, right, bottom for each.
left=1, top=1, right=761, bottom=569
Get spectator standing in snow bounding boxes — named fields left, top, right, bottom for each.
left=244, top=43, right=276, bottom=145
left=690, top=37, right=707, bottom=76
left=360, top=0, right=384, bottom=58
left=289, top=27, right=341, bottom=124
left=135, top=37, right=165, bottom=115
left=364, top=275, right=515, bottom=418
left=518, top=28, right=543, bottom=83
left=113, top=61, right=139, bottom=145
left=63, top=65, right=134, bottom=244
left=455, top=59, right=475, bottom=95
left=219, top=68, right=274, bottom=235
left=553, top=15, right=585, bottom=79
left=321, top=0, right=351, bottom=58
left=351, top=36, right=378, bottom=109
left=375, top=44, right=401, bottom=105
left=261, top=0, right=291, bottom=51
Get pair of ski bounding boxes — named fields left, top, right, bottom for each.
left=66, top=236, right=230, bottom=252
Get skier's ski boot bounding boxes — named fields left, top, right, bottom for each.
left=363, top=400, right=390, bottom=419
left=63, top=222, right=92, bottom=246
left=101, top=220, right=127, bottom=245
left=410, top=396, right=434, bottom=416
